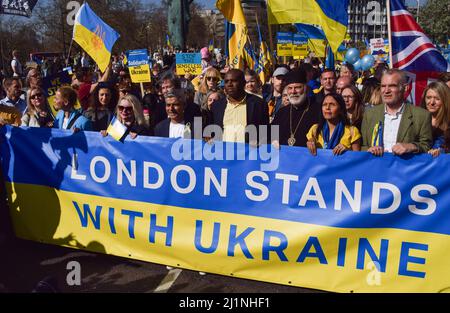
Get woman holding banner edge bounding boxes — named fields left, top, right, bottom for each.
left=306, top=93, right=361, bottom=156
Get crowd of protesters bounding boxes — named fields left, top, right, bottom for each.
left=0, top=46, right=449, bottom=158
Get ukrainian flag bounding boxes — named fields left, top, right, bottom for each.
left=325, top=45, right=334, bottom=69
left=217, top=0, right=247, bottom=70
left=216, top=0, right=246, bottom=25
left=295, top=23, right=327, bottom=57
left=295, top=23, right=346, bottom=61
left=268, top=0, right=349, bottom=53
left=73, top=2, right=119, bottom=72
left=166, top=34, right=172, bottom=49
left=208, top=39, right=214, bottom=52
left=224, top=22, right=247, bottom=70
left=107, top=116, right=128, bottom=141
left=243, top=39, right=257, bottom=70
left=256, top=22, right=271, bottom=84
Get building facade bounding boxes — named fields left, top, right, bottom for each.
left=347, top=0, right=408, bottom=42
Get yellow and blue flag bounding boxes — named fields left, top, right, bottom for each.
left=107, top=116, right=128, bottom=141
left=295, top=23, right=346, bottom=61
left=325, top=45, right=335, bottom=69
left=216, top=0, right=246, bottom=25
left=166, top=34, right=172, bottom=49
left=255, top=21, right=271, bottom=84
left=268, top=0, right=349, bottom=53
left=243, top=39, right=257, bottom=70
left=208, top=39, right=214, bottom=52
left=73, top=2, right=119, bottom=72
left=295, top=23, right=327, bottom=57
left=371, top=121, right=384, bottom=147
left=217, top=0, right=247, bottom=70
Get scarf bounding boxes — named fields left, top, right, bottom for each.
left=323, top=121, right=344, bottom=149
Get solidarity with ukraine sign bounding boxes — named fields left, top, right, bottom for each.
left=1, top=126, right=449, bottom=292
left=127, top=49, right=151, bottom=83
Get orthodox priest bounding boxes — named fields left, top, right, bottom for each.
left=271, top=69, right=321, bottom=147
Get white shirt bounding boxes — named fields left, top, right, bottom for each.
left=169, top=121, right=185, bottom=138
left=62, top=116, right=70, bottom=130
left=11, top=58, right=22, bottom=76
left=383, top=103, right=405, bottom=152
left=81, top=56, right=90, bottom=68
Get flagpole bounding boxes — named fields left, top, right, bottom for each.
left=265, top=0, right=275, bottom=66
left=66, top=39, right=74, bottom=66
left=386, top=0, right=393, bottom=68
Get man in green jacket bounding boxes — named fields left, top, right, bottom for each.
left=361, top=69, right=432, bottom=156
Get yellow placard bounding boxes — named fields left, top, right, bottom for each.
left=292, top=44, right=308, bottom=57
left=176, top=63, right=202, bottom=76
left=277, top=43, right=292, bottom=57
left=129, top=64, right=151, bottom=83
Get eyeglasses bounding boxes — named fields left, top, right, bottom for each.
left=206, top=77, right=219, bottom=82
left=118, top=105, right=133, bottom=113
left=342, top=95, right=355, bottom=100
left=119, top=89, right=130, bottom=94
left=30, top=93, right=43, bottom=100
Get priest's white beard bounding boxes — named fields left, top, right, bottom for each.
left=289, top=92, right=306, bottom=107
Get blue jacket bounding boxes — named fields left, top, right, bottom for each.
left=54, top=109, right=93, bottom=131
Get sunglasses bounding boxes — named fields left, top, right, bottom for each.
left=206, top=77, right=219, bottom=82
left=119, top=89, right=130, bottom=94
left=30, top=93, right=43, bottom=100
left=118, top=105, right=133, bottom=113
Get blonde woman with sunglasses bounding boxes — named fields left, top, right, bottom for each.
left=194, top=67, right=221, bottom=107
left=21, top=86, right=54, bottom=127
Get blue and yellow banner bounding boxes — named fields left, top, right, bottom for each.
left=268, top=0, right=349, bottom=53
left=1, top=126, right=450, bottom=293
left=73, top=2, right=120, bottom=72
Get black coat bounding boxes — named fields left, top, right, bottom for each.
left=154, top=116, right=201, bottom=139
left=206, top=93, right=269, bottom=143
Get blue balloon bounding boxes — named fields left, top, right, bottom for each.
left=361, top=54, right=375, bottom=71
left=353, top=59, right=362, bottom=71
left=345, top=48, right=360, bottom=65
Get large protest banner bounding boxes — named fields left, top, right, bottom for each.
left=1, top=126, right=449, bottom=293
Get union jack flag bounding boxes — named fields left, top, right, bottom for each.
left=390, top=0, right=450, bottom=105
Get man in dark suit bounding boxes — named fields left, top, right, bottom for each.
left=154, top=89, right=197, bottom=139
left=206, top=69, right=269, bottom=144
left=361, top=69, right=432, bottom=155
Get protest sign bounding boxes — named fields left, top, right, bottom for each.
left=292, top=34, right=308, bottom=57
left=176, top=53, right=202, bottom=76
left=276, top=32, right=293, bottom=57
left=1, top=126, right=449, bottom=293
left=127, top=49, right=151, bottom=83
